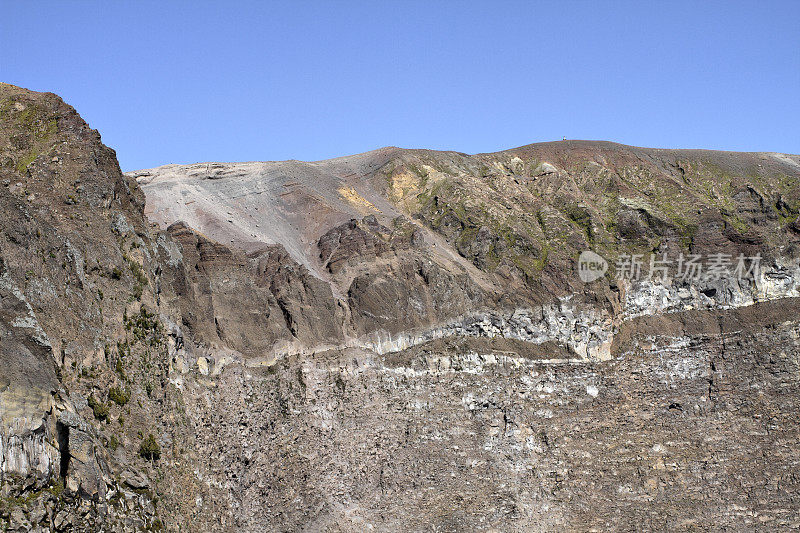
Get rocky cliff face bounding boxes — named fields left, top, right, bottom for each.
left=2, top=83, right=800, bottom=531
left=0, top=84, right=197, bottom=531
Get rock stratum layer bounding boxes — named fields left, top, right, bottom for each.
left=1, top=82, right=800, bottom=531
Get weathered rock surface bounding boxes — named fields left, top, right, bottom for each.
left=187, top=298, right=800, bottom=531
left=1, top=83, right=191, bottom=530
left=2, top=82, right=800, bottom=531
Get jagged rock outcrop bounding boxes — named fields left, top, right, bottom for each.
left=317, top=215, right=413, bottom=274
left=1, top=83, right=195, bottom=531
left=161, top=221, right=345, bottom=358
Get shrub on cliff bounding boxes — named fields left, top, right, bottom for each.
left=108, top=386, right=130, bottom=406
left=87, top=394, right=109, bottom=421
left=139, top=434, right=161, bottom=461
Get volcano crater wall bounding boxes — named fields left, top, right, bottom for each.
left=2, top=82, right=800, bottom=531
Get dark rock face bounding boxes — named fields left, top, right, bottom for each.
left=314, top=215, right=488, bottom=337
left=2, top=83, right=800, bottom=531
left=317, top=216, right=401, bottom=274
left=162, top=221, right=344, bottom=357
left=347, top=257, right=485, bottom=336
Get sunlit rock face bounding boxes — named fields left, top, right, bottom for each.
left=0, top=267, right=60, bottom=488
left=621, top=263, right=800, bottom=318
left=183, top=298, right=800, bottom=532
left=2, top=82, right=800, bottom=530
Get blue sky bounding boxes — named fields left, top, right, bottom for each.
left=2, top=1, right=798, bottom=171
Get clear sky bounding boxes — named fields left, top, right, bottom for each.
left=2, top=1, right=798, bottom=171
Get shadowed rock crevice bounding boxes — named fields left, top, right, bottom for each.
left=56, top=420, right=69, bottom=480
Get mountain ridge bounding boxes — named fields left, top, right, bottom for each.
left=127, top=139, right=800, bottom=175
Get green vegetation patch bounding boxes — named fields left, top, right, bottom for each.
left=88, top=394, right=109, bottom=421
left=124, top=306, right=164, bottom=346
left=139, top=434, right=161, bottom=461
left=109, top=386, right=131, bottom=406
